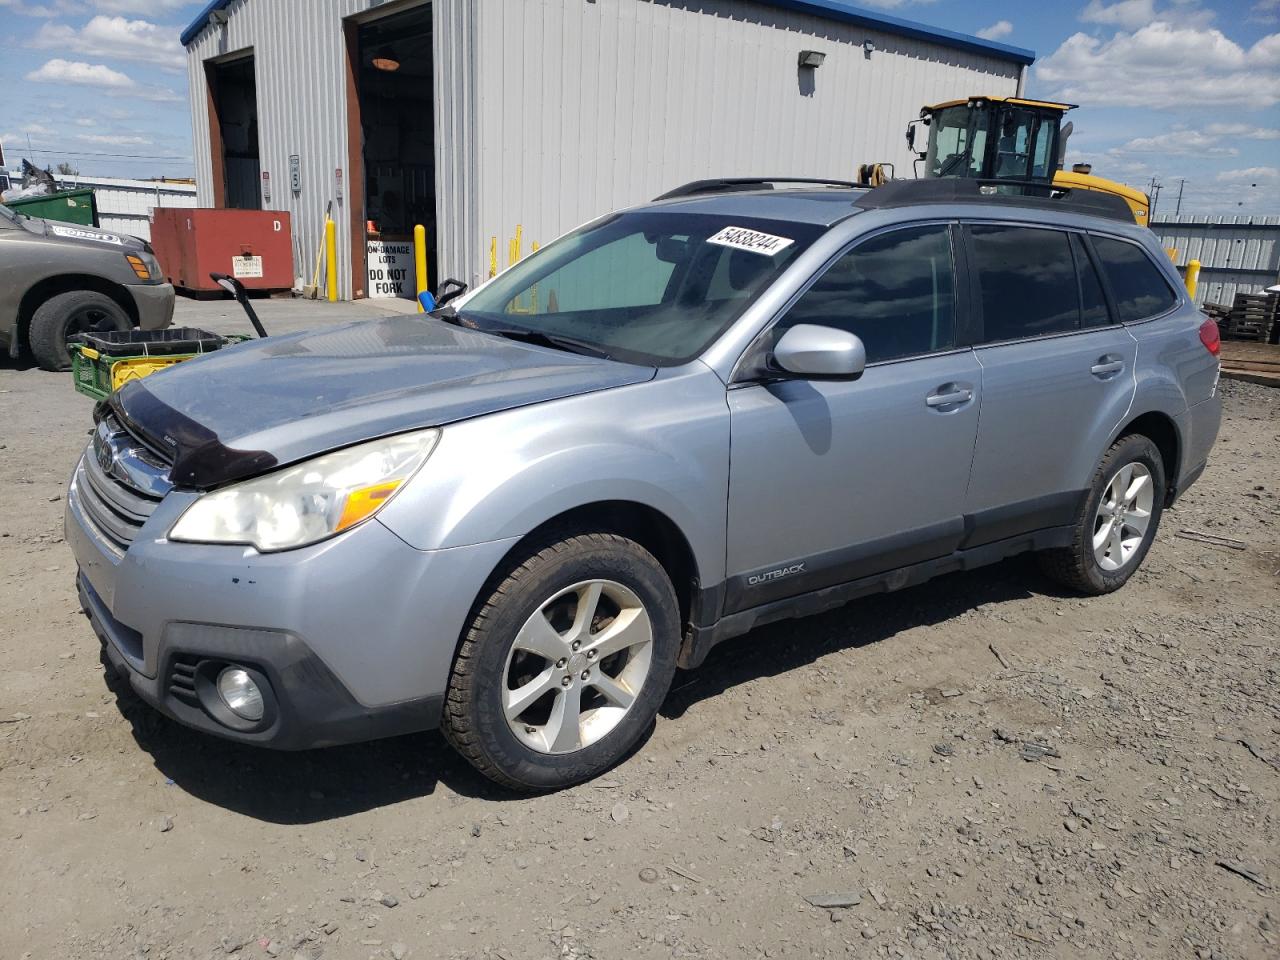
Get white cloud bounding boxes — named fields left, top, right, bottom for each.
left=1250, top=0, right=1280, bottom=25
left=977, top=20, right=1013, bottom=41
left=25, top=58, right=134, bottom=88
left=23, top=57, right=183, bottom=104
left=1111, top=129, right=1238, bottom=156
left=1081, top=0, right=1215, bottom=30
left=850, top=0, right=937, bottom=8
left=72, top=117, right=96, bottom=127
left=1216, top=166, right=1280, bottom=182
left=77, top=133, right=153, bottom=146
left=30, top=16, right=185, bottom=72
left=1204, top=123, right=1280, bottom=140
left=0, top=0, right=187, bottom=13
left=1036, top=23, right=1280, bottom=109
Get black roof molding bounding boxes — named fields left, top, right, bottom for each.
left=654, top=178, right=861, bottom=201
left=854, top=178, right=1137, bottom=224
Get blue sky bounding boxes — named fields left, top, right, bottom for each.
left=1, top=0, right=1277, bottom=214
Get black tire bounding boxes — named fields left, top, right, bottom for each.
left=29, top=290, right=131, bottom=372
left=1039, top=434, right=1167, bottom=595
left=443, top=531, right=680, bottom=792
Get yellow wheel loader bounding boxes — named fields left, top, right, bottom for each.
left=897, top=96, right=1150, bottom=227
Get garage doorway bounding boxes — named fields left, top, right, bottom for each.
left=206, top=54, right=261, bottom=210
left=350, top=4, right=436, bottom=300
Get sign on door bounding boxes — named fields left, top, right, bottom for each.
left=366, top=240, right=414, bottom=299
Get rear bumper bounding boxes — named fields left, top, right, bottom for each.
left=1173, top=393, right=1222, bottom=502
left=127, top=282, right=175, bottom=330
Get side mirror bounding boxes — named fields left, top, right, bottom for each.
left=905, top=122, right=916, bottom=152
left=773, top=324, right=866, bottom=379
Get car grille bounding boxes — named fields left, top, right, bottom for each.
left=75, top=414, right=173, bottom=555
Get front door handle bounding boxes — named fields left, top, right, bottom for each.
left=925, top=387, right=974, bottom=408
left=1091, top=356, right=1125, bottom=377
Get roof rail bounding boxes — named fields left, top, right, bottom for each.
left=654, top=177, right=860, bottom=201
left=855, top=178, right=1136, bottom=223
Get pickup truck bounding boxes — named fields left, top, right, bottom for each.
left=0, top=201, right=174, bottom=370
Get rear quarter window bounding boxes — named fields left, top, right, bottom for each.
left=1090, top=235, right=1178, bottom=322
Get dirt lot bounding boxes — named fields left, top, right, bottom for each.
left=2, top=302, right=1277, bottom=960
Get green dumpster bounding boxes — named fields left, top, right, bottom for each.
left=4, top=188, right=98, bottom=227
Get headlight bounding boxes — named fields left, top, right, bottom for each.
left=125, top=252, right=162, bottom=281
left=170, top=429, right=439, bottom=551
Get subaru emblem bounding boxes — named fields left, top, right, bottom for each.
left=94, top=428, right=115, bottom=475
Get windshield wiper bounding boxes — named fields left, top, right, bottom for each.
left=480, top=326, right=614, bottom=360
left=427, top=308, right=612, bottom=359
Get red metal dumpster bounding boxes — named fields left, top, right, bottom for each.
left=150, top=208, right=293, bottom=294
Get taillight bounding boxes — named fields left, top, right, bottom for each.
left=1198, top=317, right=1220, bottom=357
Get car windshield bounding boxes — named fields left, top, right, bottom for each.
left=456, top=210, right=824, bottom=365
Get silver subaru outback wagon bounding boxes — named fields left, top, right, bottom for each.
left=66, top=178, right=1221, bottom=790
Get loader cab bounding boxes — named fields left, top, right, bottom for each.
left=909, top=97, right=1072, bottom=182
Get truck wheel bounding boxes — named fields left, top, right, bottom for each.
left=29, top=290, right=131, bottom=372
left=443, top=531, right=680, bottom=791
left=1039, top=434, right=1166, bottom=595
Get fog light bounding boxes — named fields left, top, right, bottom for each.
left=216, top=667, right=264, bottom=721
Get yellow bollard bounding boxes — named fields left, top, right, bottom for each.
left=489, top=237, right=498, bottom=278
left=514, top=223, right=523, bottom=263
left=325, top=217, right=338, bottom=303
left=1185, top=259, right=1201, bottom=300
left=413, top=224, right=428, bottom=310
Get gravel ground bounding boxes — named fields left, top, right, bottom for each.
left=1, top=303, right=1277, bottom=960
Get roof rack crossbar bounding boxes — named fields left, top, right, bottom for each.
left=654, top=177, right=860, bottom=201
left=854, top=178, right=1136, bottom=223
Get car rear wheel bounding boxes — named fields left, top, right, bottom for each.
left=443, top=531, right=680, bottom=791
left=29, top=290, right=131, bottom=372
left=1039, top=434, right=1166, bottom=595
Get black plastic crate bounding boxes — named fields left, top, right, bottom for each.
left=73, top=327, right=226, bottom=357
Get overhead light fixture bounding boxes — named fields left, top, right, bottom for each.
left=863, top=40, right=876, bottom=55
left=798, top=50, right=825, bottom=69
left=371, top=46, right=400, bottom=72
left=208, top=9, right=228, bottom=26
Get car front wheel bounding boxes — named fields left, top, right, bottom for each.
left=29, top=290, right=131, bottom=371
left=443, top=531, right=680, bottom=791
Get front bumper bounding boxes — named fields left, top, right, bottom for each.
left=127, top=282, right=175, bottom=331
left=65, top=454, right=518, bottom=749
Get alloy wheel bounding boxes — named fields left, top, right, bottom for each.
left=501, top=579, right=653, bottom=754
left=1093, top=462, right=1154, bottom=572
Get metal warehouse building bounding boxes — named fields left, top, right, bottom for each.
left=182, top=0, right=1034, bottom=300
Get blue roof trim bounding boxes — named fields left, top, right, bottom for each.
left=182, top=0, right=1035, bottom=65
left=757, top=0, right=1035, bottom=64
left=181, top=0, right=234, bottom=47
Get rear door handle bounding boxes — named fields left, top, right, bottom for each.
left=925, top=387, right=973, bottom=408
left=1091, top=356, right=1125, bottom=377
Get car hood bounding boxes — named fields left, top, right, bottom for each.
left=109, top=315, right=655, bottom=488
left=23, top=214, right=149, bottom=252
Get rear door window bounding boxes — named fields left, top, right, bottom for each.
left=1090, top=235, right=1178, bottom=321
left=777, top=224, right=957, bottom=363
left=968, top=225, right=1080, bottom=341
left=1073, top=234, right=1111, bottom=328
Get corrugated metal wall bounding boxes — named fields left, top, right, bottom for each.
left=53, top=176, right=197, bottom=242
left=467, top=0, right=1020, bottom=286
left=1154, top=214, right=1280, bottom=306
left=186, top=0, right=1020, bottom=296
left=188, top=0, right=396, bottom=300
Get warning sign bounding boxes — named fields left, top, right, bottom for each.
left=366, top=240, right=414, bottom=299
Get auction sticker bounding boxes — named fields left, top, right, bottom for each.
left=706, top=225, right=794, bottom=256
left=49, top=225, right=123, bottom=245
